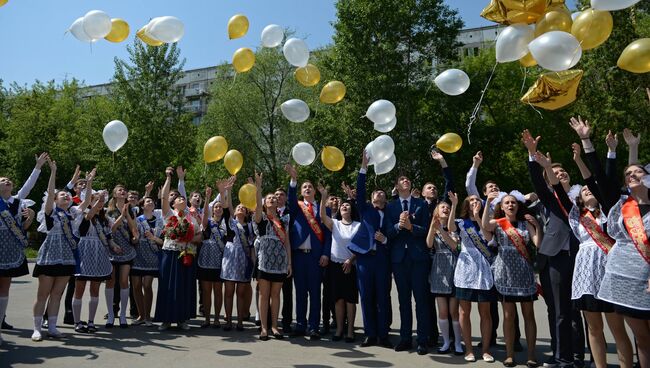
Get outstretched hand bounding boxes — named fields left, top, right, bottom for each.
left=571, top=143, right=583, bottom=162
left=472, top=151, right=483, bottom=167
left=623, top=128, right=640, bottom=147
left=448, top=191, right=458, bottom=206
left=284, top=163, right=297, bottom=180
left=533, top=151, right=553, bottom=168
left=569, top=116, right=591, bottom=139
left=521, top=130, right=540, bottom=154
left=35, top=152, right=49, bottom=169
left=317, top=182, right=327, bottom=197
left=605, top=130, right=618, bottom=152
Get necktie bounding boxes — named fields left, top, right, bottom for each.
left=402, top=199, right=408, bottom=212
left=307, top=202, right=314, bottom=217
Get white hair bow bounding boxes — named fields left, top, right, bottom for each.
left=492, top=190, right=526, bottom=207
left=567, top=184, right=582, bottom=204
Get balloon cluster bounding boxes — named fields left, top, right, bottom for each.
left=482, top=0, right=647, bottom=111
left=364, top=135, right=396, bottom=175
left=202, top=136, right=244, bottom=175
left=69, top=10, right=130, bottom=44
left=136, top=16, right=185, bottom=46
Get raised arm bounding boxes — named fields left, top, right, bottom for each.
left=176, top=166, right=187, bottom=199
left=317, top=183, right=333, bottom=231
left=481, top=191, right=498, bottom=233
left=202, top=186, right=212, bottom=231
left=86, top=191, right=106, bottom=221
left=356, top=150, right=369, bottom=213
left=161, top=166, right=173, bottom=217
left=144, top=180, right=154, bottom=199
left=18, top=152, right=48, bottom=200
left=623, top=128, right=640, bottom=166
left=253, top=172, right=263, bottom=224
left=447, top=191, right=458, bottom=233
left=44, top=158, right=57, bottom=216
left=77, top=168, right=96, bottom=213
left=433, top=151, right=454, bottom=203
left=465, top=151, right=482, bottom=197
left=525, top=214, right=541, bottom=247
left=285, top=164, right=299, bottom=217
left=121, top=203, right=139, bottom=241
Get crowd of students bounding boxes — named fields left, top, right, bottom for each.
left=0, top=116, right=648, bottom=368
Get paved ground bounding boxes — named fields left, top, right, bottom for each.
left=0, top=263, right=628, bottom=368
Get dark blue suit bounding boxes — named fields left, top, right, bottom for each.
left=386, top=195, right=431, bottom=345
left=287, top=182, right=331, bottom=333
left=349, top=171, right=391, bottom=339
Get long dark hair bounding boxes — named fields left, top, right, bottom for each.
left=493, top=195, right=527, bottom=222
left=459, top=195, right=483, bottom=220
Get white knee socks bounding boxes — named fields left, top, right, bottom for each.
left=452, top=320, right=463, bottom=352
left=439, top=318, right=450, bottom=350
left=47, top=316, right=58, bottom=333
left=119, top=288, right=129, bottom=323
left=105, top=288, right=114, bottom=324
left=88, top=297, right=99, bottom=322
left=72, top=298, right=82, bottom=324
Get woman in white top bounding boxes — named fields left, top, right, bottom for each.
left=318, top=184, right=359, bottom=342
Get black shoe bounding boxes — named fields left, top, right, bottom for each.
left=236, top=323, right=244, bottom=331
left=87, top=322, right=97, bottom=333
left=379, top=337, right=393, bottom=349
left=319, top=326, right=330, bottom=336
left=345, top=335, right=355, bottom=343
left=428, top=336, right=439, bottom=347
left=259, top=334, right=269, bottom=341
left=223, top=322, right=232, bottom=332
left=120, top=323, right=128, bottom=329
left=105, top=323, right=114, bottom=329
left=309, top=330, right=321, bottom=341
left=514, top=339, right=524, bottom=352
left=255, top=320, right=261, bottom=327
left=573, top=359, right=585, bottom=368
left=63, top=313, right=75, bottom=325
left=282, top=323, right=293, bottom=333
left=394, top=340, right=412, bottom=352
left=74, top=322, right=88, bottom=333
left=290, top=329, right=305, bottom=338
left=437, top=346, right=451, bottom=354
left=332, top=334, right=343, bottom=342
left=1, top=317, right=14, bottom=330
left=417, top=344, right=428, bottom=355
left=361, top=337, right=377, bottom=347
left=272, top=331, right=284, bottom=340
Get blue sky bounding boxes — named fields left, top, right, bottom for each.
left=0, top=0, right=577, bottom=87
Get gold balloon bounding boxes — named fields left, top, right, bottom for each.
left=618, top=38, right=650, bottom=74
left=319, top=81, right=346, bottom=104
left=136, top=26, right=162, bottom=47
left=238, top=184, right=257, bottom=210
left=295, top=64, right=321, bottom=87
left=228, top=14, right=249, bottom=40
left=520, top=70, right=583, bottom=110
left=436, top=133, right=463, bottom=154
left=105, top=18, right=130, bottom=43
left=520, top=52, right=538, bottom=67
left=0, top=0, right=8, bottom=7
left=571, top=10, right=613, bottom=51
left=481, top=0, right=548, bottom=25
left=232, top=48, right=255, bottom=73
left=203, top=136, right=229, bottom=163
left=547, top=3, right=570, bottom=15
left=224, top=149, right=244, bottom=175
left=535, top=9, right=573, bottom=36
left=321, top=146, right=345, bottom=171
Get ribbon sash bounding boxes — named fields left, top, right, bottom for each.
left=461, top=219, right=492, bottom=260
left=209, top=219, right=225, bottom=249
left=0, top=199, right=28, bottom=248
left=579, top=210, right=614, bottom=254
left=268, top=215, right=287, bottom=246
left=622, top=197, right=650, bottom=265
left=298, top=201, right=324, bottom=243
left=56, top=208, right=79, bottom=249
left=495, top=218, right=531, bottom=263
left=234, top=220, right=251, bottom=249
left=94, top=220, right=110, bottom=248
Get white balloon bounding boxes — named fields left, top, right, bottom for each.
left=374, top=116, right=397, bottom=133
left=528, top=31, right=582, bottom=72
left=371, top=135, right=395, bottom=164
left=261, top=24, right=284, bottom=48
left=365, top=100, right=396, bottom=125
left=148, top=16, right=184, bottom=43
left=571, top=11, right=582, bottom=21
left=69, top=17, right=95, bottom=43
left=283, top=38, right=310, bottom=67
left=496, top=23, right=535, bottom=63
left=364, top=141, right=376, bottom=166
left=292, top=142, right=316, bottom=166
left=434, top=69, right=471, bottom=96
left=374, top=154, right=396, bottom=175
left=82, top=10, right=112, bottom=39
left=591, top=0, right=640, bottom=11
left=280, top=99, right=310, bottom=123
left=103, top=120, right=129, bottom=152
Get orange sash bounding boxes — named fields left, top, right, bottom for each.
left=269, top=215, right=287, bottom=246
left=579, top=210, right=614, bottom=254
left=622, top=197, right=650, bottom=265
left=554, top=191, right=569, bottom=218
left=298, top=201, right=324, bottom=243
left=496, top=218, right=531, bottom=263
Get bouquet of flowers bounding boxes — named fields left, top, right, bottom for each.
left=163, top=210, right=196, bottom=266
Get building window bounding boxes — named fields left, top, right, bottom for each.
left=191, top=83, right=200, bottom=89
left=192, top=99, right=201, bottom=107
left=474, top=47, right=480, bottom=56
left=192, top=116, right=202, bottom=125
left=464, top=48, right=470, bottom=57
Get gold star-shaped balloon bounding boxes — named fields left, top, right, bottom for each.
left=481, top=0, right=549, bottom=25
left=521, top=70, right=584, bottom=110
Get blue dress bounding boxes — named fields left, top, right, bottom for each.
left=220, top=219, right=254, bottom=282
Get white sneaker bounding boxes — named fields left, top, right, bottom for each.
left=47, top=329, right=65, bottom=338
left=179, top=322, right=190, bottom=330
left=31, top=330, right=43, bottom=342
left=158, top=323, right=171, bottom=331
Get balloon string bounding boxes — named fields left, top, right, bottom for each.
left=230, top=72, right=238, bottom=89
left=520, top=67, right=528, bottom=94
left=468, top=62, right=498, bottom=145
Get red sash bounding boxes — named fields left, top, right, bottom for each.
left=298, top=201, right=324, bottom=243
left=622, top=197, right=650, bottom=265
left=496, top=218, right=531, bottom=263
left=269, top=215, right=287, bottom=246
left=579, top=210, right=614, bottom=254
left=554, top=192, right=569, bottom=218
